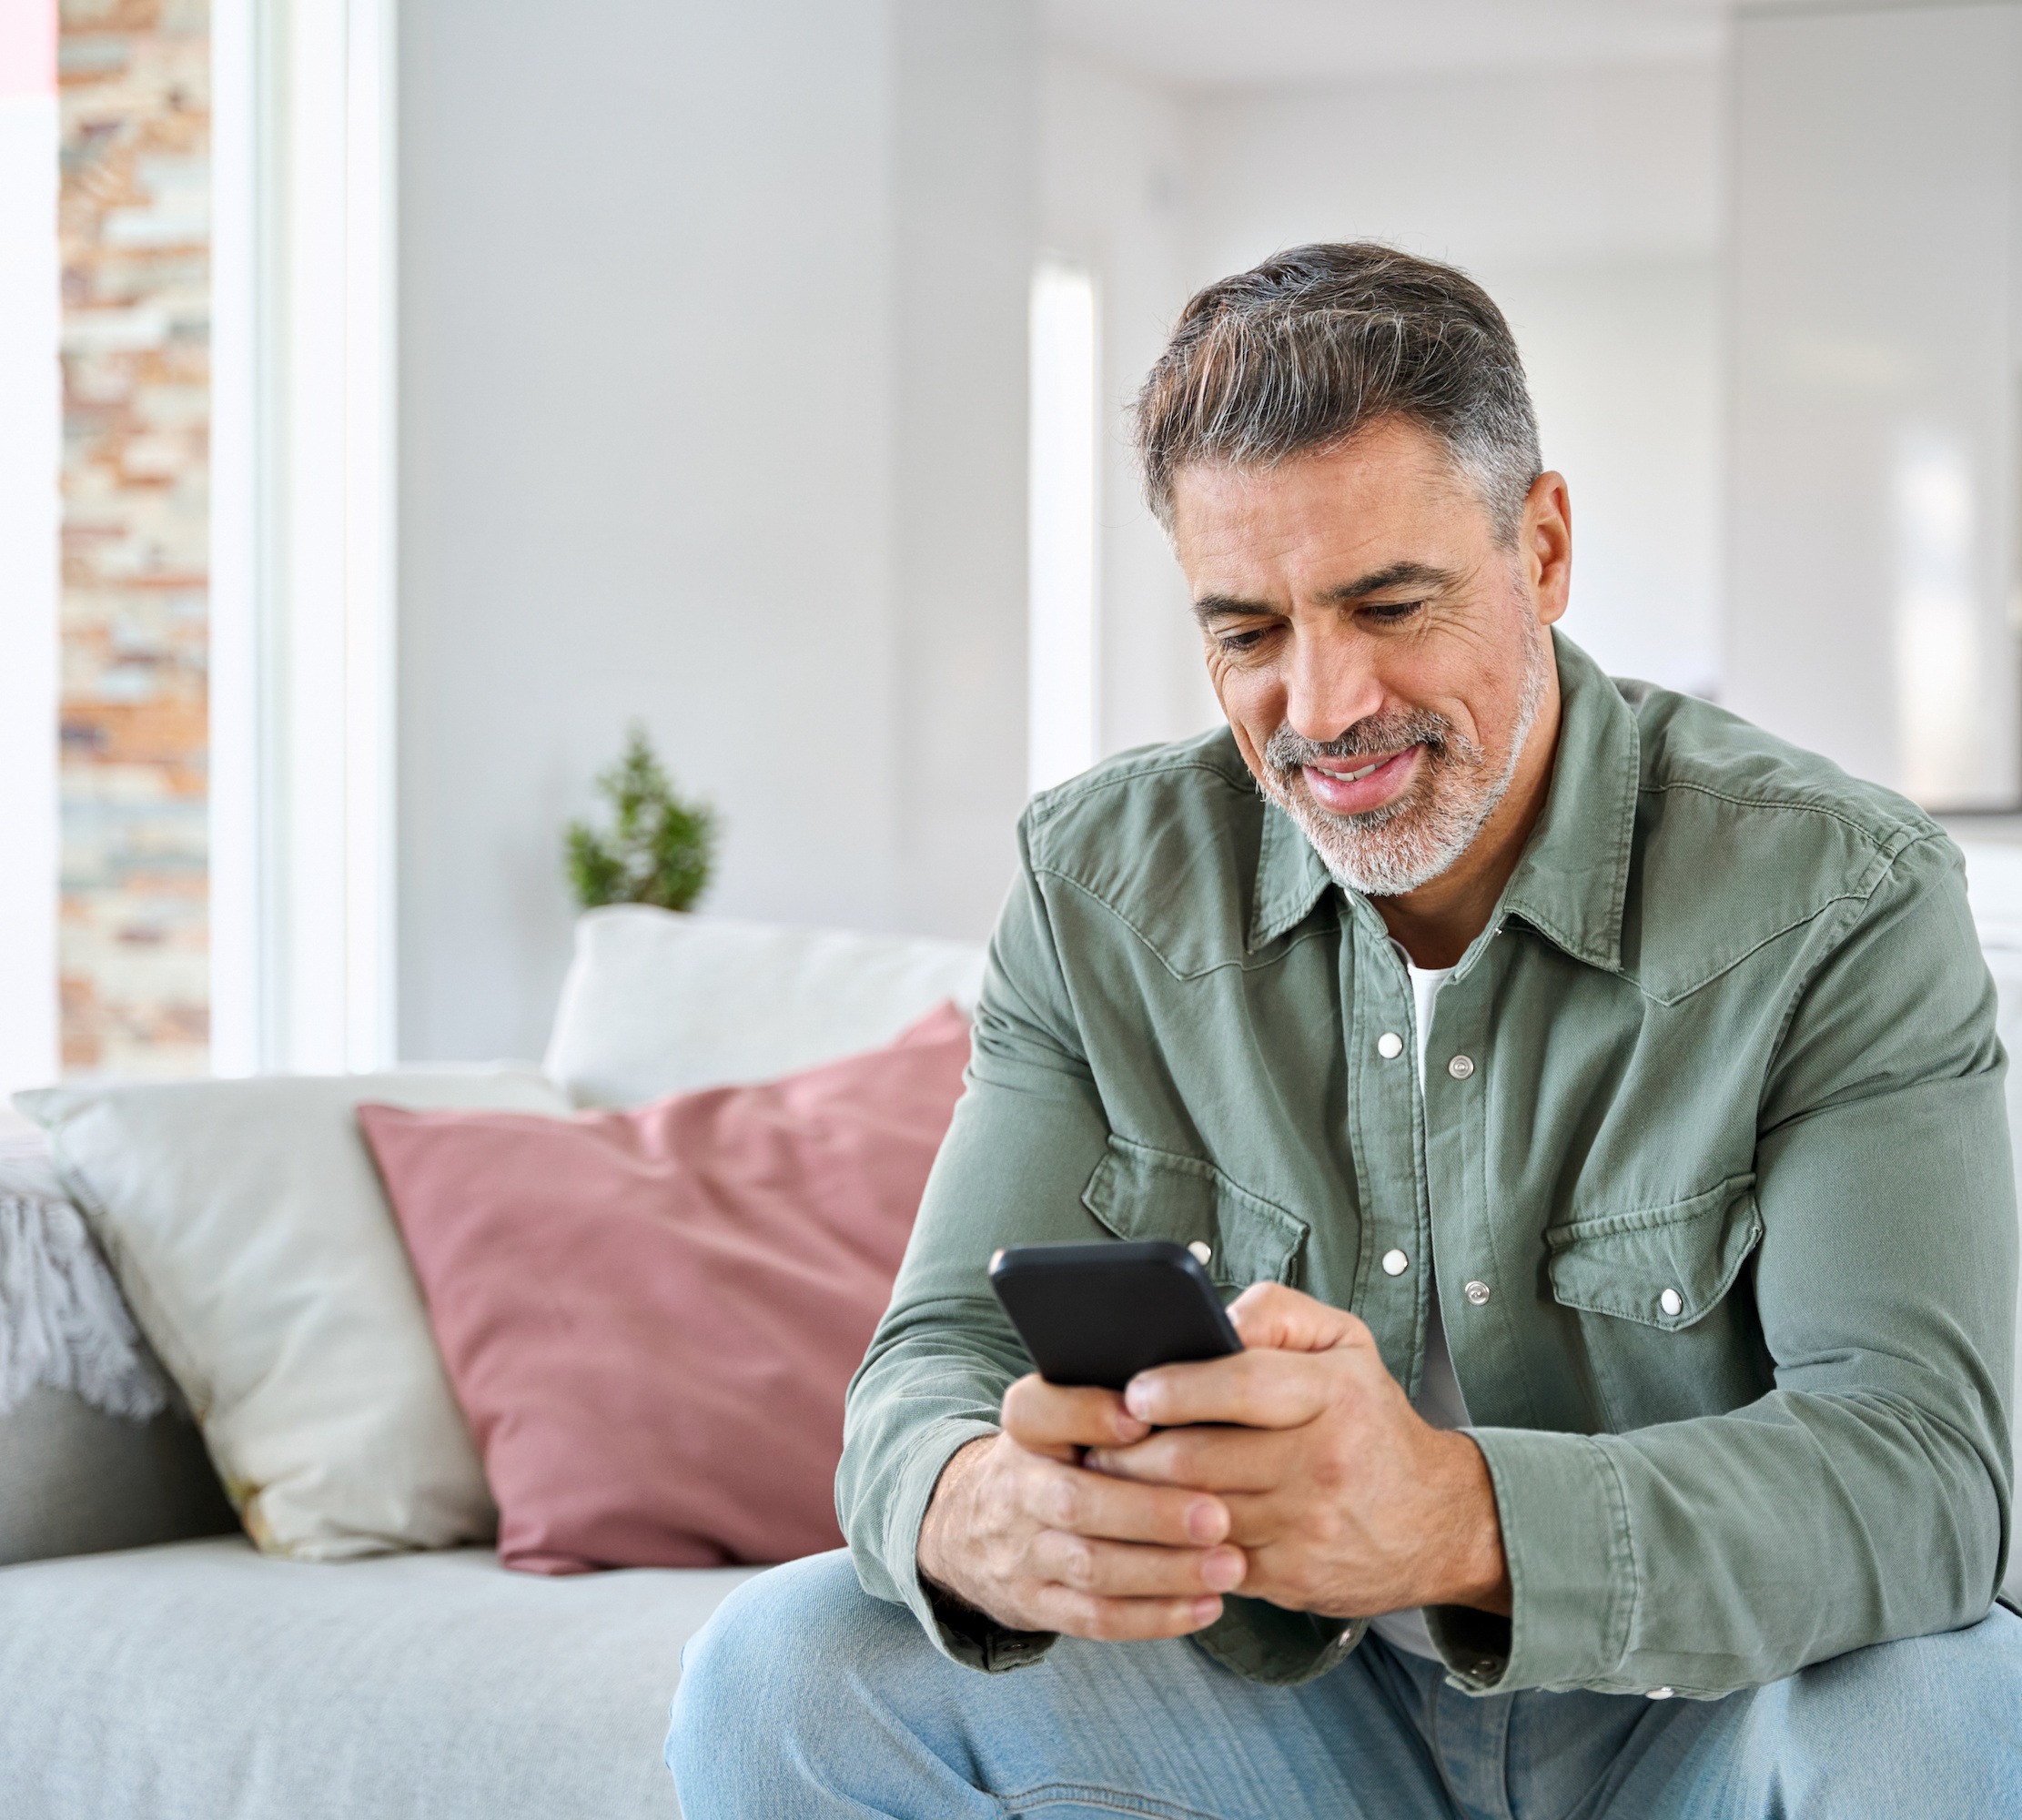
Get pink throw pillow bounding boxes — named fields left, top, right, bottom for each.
left=359, top=1003, right=968, bottom=1573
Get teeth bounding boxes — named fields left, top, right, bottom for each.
left=1319, top=759, right=1383, bottom=783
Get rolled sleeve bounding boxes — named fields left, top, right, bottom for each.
left=864, top=1418, right=1053, bottom=1672
left=1438, top=1428, right=1637, bottom=1692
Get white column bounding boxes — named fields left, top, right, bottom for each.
left=0, top=5, right=59, bottom=1107
left=211, top=0, right=398, bottom=1075
left=1725, top=2, right=2022, bottom=807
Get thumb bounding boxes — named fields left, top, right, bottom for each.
left=1227, top=1281, right=1370, bottom=1354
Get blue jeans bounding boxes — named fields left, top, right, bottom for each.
left=666, top=1552, right=2022, bottom=1819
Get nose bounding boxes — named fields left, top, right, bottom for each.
left=1282, top=622, right=1385, bottom=744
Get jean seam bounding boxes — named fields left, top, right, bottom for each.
left=997, top=1782, right=1232, bottom=1819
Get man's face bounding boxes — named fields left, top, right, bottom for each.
left=1170, top=419, right=1566, bottom=897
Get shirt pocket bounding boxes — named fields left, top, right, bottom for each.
left=1543, top=1174, right=1763, bottom=1333
left=1082, top=1135, right=1308, bottom=1292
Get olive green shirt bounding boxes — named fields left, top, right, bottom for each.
left=839, top=632, right=2017, bottom=1697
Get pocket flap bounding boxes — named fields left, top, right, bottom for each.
left=1544, top=1175, right=1761, bottom=1332
left=1082, top=1137, right=1306, bottom=1289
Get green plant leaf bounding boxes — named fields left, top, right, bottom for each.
left=562, top=723, right=717, bottom=913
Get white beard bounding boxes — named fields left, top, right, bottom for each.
left=1262, top=632, right=1550, bottom=898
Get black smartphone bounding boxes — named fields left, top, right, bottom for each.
left=987, top=1239, right=1243, bottom=1391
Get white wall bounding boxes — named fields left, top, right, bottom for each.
left=1044, top=55, right=1725, bottom=757
left=1726, top=3, right=2022, bottom=808
left=398, top=0, right=1034, bottom=1061
left=1495, top=254, right=1721, bottom=696
left=888, top=1, right=1036, bottom=934
left=1188, top=61, right=1726, bottom=698
left=396, top=16, right=1727, bottom=1059
left=1038, top=54, right=1218, bottom=758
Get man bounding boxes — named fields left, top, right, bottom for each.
left=668, top=244, right=2022, bottom=1815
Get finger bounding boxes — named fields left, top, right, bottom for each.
left=1030, top=1586, right=1227, bottom=1643
left=1226, top=1282, right=1372, bottom=1354
left=1124, top=1348, right=1336, bottom=1431
left=1085, top=1426, right=1288, bottom=1493
left=1003, top=1375, right=1150, bottom=1453
left=1028, top=1531, right=1248, bottom=1598
left=1020, top=1457, right=1230, bottom=1546
left=1214, top=1489, right=1291, bottom=1551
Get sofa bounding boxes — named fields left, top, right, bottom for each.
left=4, top=862, right=2021, bottom=1820
left=0, top=908, right=985, bottom=1820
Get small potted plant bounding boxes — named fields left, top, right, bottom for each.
left=564, top=724, right=717, bottom=913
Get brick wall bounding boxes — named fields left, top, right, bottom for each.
left=57, top=0, right=208, bottom=1077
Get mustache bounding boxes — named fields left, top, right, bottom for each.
left=1263, top=711, right=1480, bottom=778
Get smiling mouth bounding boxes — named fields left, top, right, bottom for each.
left=1307, top=746, right=1420, bottom=783
left=1291, top=743, right=1428, bottom=816
left=1313, top=757, right=1392, bottom=784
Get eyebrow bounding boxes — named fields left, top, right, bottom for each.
left=1191, top=560, right=1460, bottom=624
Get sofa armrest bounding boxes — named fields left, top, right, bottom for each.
left=0, top=1386, right=238, bottom=1568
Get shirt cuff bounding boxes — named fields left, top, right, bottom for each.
left=876, top=1418, right=1058, bottom=1673
left=1447, top=1426, right=1637, bottom=1693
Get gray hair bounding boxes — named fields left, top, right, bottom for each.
left=1132, top=242, right=1542, bottom=543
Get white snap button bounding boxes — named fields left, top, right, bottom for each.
left=1447, top=1054, right=1475, bottom=1080
left=1377, top=1031, right=1404, bottom=1060
left=1463, top=1279, right=1491, bottom=1306
left=1659, top=1288, right=1683, bottom=1318
left=1380, top=1248, right=1409, bottom=1276
left=1647, top=1686, right=1674, bottom=1701
left=1188, top=1240, right=1212, bottom=1268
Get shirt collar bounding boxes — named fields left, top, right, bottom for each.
left=1249, top=795, right=1335, bottom=949
left=1495, top=631, right=1638, bottom=974
left=1248, top=630, right=1639, bottom=973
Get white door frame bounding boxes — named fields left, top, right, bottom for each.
left=0, top=9, right=59, bottom=1107
left=211, top=0, right=398, bottom=1075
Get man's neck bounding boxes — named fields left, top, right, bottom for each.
left=1374, top=673, right=1563, bottom=971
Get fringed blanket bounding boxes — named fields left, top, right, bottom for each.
left=0, top=1136, right=168, bottom=1421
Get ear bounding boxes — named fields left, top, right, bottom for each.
left=1523, top=471, right=1572, bottom=628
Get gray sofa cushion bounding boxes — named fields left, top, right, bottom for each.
left=0, top=1536, right=755, bottom=1820
left=0, top=1387, right=235, bottom=1567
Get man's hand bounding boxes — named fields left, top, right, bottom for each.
left=915, top=1378, right=1249, bottom=1641
left=1085, top=1283, right=1510, bottom=1621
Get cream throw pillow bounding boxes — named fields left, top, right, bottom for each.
left=15, top=1069, right=569, bottom=1560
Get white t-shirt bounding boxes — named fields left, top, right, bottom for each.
left=1365, top=964, right=1472, bottom=1662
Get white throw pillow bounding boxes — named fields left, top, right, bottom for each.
left=15, top=1068, right=569, bottom=1560
left=542, top=906, right=987, bottom=1107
